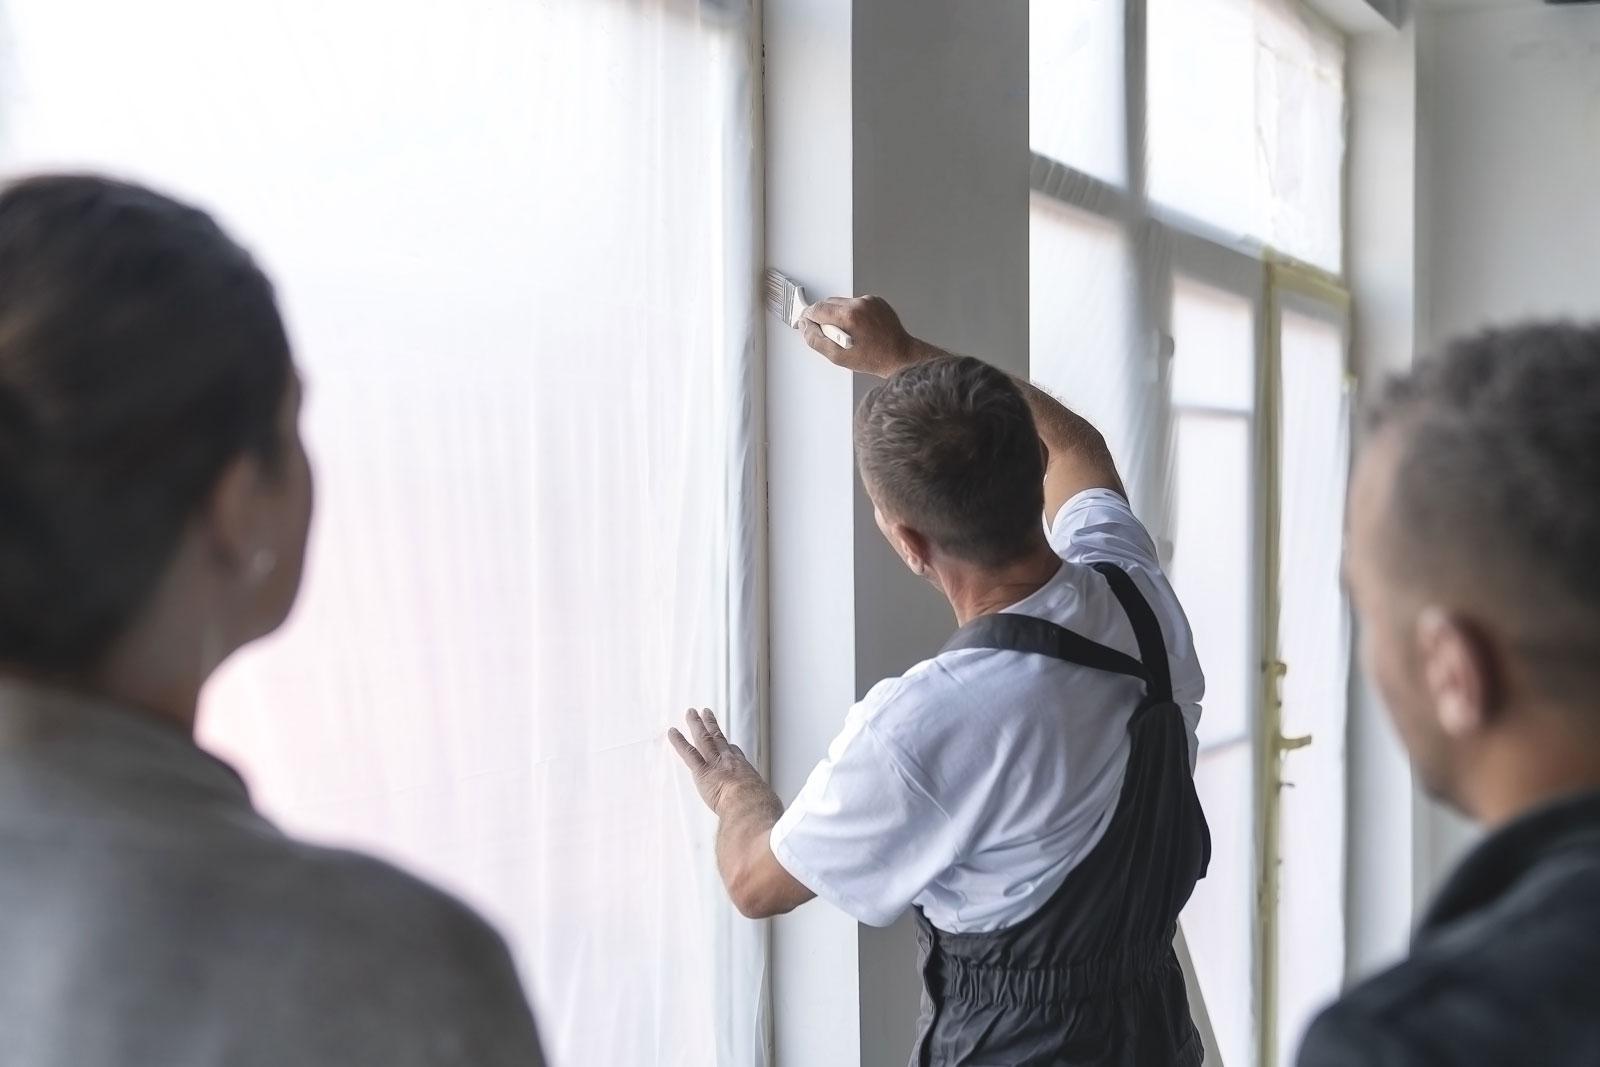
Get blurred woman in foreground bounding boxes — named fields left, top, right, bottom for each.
left=0, top=174, right=544, bottom=1067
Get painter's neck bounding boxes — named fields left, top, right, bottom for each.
left=947, top=544, right=1063, bottom=627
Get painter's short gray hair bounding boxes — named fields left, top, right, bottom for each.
left=854, top=355, right=1044, bottom=568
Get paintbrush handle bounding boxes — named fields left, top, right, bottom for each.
left=820, top=324, right=854, bottom=349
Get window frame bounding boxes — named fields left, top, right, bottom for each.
left=1260, top=262, right=1354, bottom=1067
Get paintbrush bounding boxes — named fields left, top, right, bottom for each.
left=764, top=269, right=854, bottom=349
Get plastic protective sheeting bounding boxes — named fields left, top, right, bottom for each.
left=1169, top=279, right=1261, bottom=1067
left=1188, top=742, right=1258, bottom=1067
left=0, top=2, right=766, bottom=1065
left=1030, top=196, right=1142, bottom=475
left=1149, top=0, right=1346, bottom=271
left=1030, top=0, right=1125, bottom=187
left=1273, top=307, right=1352, bottom=1067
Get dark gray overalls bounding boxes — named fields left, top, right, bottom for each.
left=910, top=563, right=1212, bottom=1067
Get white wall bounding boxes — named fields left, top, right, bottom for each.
left=1419, top=4, right=1600, bottom=342
left=1345, top=17, right=1421, bottom=980
left=852, top=4, right=1030, bottom=1061
left=764, top=2, right=1030, bottom=1064
left=1411, top=0, right=1600, bottom=895
left=764, top=1, right=862, bottom=1063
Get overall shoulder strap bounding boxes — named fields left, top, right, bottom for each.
left=940, top=612, right=1148, bottom=683
left=1090, top=562, right=1173, bottom=703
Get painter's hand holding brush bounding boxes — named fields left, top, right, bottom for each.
left=800, top=295, right=942, bottom=378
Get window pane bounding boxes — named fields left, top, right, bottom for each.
left=1148, top=0, right=1346, bottom=271
left=1170, top=277, right=1256, bottom=748
left=1257, top=2, right=1345, bottom=272
left=1173, top=277, right=1256, bottom=411
left=1275, top=308, right=1351, bottom=1066
left=1171, top=413, right=1253, bottom=747
left=1030, top=195, right=1139, bottom=474
left=1184, top=742, right=1256, bottom=1067
left=1148, top=0, right=1257, bottom=239
left=1030, top=0, right=1125, bottom=185
left=1171, top=278, right=1259, bottom=1067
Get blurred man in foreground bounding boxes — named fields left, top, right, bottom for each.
left=1300, top=323, right=1600, bottom=1064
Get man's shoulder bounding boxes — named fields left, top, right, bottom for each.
left=846, top=647, right=1064, bottom=779
left=1298, top=854, right=1600, bottom=1065
left=863, top=651, right=976, bottom=711
left=1300, top=954, right=1600, bottom=1066
left=1296, top=946, right=1473, bottom=1067
left=1297, top=996, right=1411, bottom=1067
left=846, top=659, right=970, bottom=756
left=867, top=637, right=1071, bottom=723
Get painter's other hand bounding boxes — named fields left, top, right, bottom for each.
left=669, top=709, right=766, bottom=816
left=801, top=295, right=918, bottom=378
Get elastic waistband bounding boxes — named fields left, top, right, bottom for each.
left=929, top=937, right=1177, bottom=1007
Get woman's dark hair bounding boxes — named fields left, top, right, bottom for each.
left=854, top=355, right=1045, bottom=567
left=0, top=174, right=291, bottom=674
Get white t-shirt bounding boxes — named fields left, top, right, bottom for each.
left=770, top=489, right=1204, bottom=933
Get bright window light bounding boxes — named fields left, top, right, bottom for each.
left=1274, top=307, right=1351, bottom=1065
left=1029, top=195, right=1140, bottom=475
left=1148, top=0, right=1346, bottom=271
left=1030, top=0, right=1126, bottom=185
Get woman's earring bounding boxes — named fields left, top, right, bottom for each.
left=249, top=549, right=278, bottom=584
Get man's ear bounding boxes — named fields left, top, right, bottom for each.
left=891, top=522, right=933, bottom=577
left=1416, top=607, right=1500, bottom=739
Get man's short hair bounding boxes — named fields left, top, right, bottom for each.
left=1370, top=322, right=1600, bottom=659
left=854, top=355, right=1044, bottom=568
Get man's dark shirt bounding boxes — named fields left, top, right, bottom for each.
left=1299, top=790, right=1600, bottom=1066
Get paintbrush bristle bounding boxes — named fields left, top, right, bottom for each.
left=764, top=269, right=800, bottom=326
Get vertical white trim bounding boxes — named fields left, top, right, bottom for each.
left=716, top=5, right=771, bottom=1062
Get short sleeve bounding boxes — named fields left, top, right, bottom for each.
left=1048, top=487, right=1162, bottom=571
left=770, top=686, right=962, bottom=928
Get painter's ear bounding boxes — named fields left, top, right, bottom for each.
left=1415, top=607, right=1496, bottom=739
left=891, top=523, right=933, bottom=578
